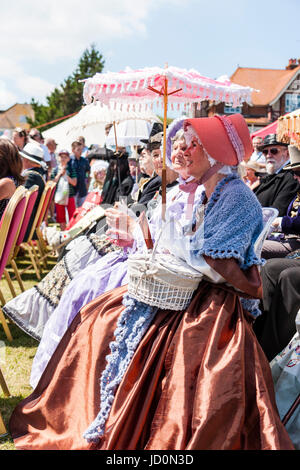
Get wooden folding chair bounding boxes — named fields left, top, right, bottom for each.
left=15, top=181, right=56, bottom=281
left=0, top=186, right=28, bottom=341
left=35, top=181, right=57, bottom=268
left=0, top=364, right=10, bottom=437
left=5, top=186, right=39, bottom=294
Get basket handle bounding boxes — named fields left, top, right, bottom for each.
left=150, top=218, right=182, bottom=262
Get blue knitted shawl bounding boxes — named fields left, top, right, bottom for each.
left=189, top=174, right=264, bottom=270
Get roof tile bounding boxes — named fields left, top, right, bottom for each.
left=230, top=66, right=300, bottom=106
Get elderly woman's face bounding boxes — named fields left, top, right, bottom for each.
left=171, top=138, right=190, bottom=179
left=151, top=148, right=163, bottom=176
left=184, top=135, right=210, bottom=179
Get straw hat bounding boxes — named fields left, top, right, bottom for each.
left=183, top=114, right=253, bottom=165
left=241, top=160, right=265, bottom=172
left=283, top=145, right=300, bottom=171
left=20, top=142, right=47, bottom=169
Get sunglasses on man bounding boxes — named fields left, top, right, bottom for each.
left=262, top=147, right=280, bottom=156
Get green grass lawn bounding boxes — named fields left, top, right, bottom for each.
left=0, top=253, right=56, bottom=450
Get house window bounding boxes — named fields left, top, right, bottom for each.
left=18, top=115, right=27, bottom=123
left=224, top=105, right=242, bottom=114
left=285, top=93, right=300, bottom=113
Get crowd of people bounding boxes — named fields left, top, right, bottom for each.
left=0, top=114, right=299, bottom=450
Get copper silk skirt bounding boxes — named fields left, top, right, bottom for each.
left=9, top=258, right=294, bottom=450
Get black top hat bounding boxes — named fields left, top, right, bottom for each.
left=257, top=134, right=288, bottom=151
left=137, top=145, right=146, bottom=155
left=140, top=122, right=163, bottom=145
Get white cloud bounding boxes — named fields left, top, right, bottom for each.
left=0, top=0, right=186, bottom=108
left=16, top=75, right=55, bottom=101
left=0, top=80, right=19, bottom=109
left=0, top=0, right=181, bottom=62
left=0, top=56, right=55, bottom=107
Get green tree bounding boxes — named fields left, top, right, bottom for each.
left=27, top=44, right=105, bottom=130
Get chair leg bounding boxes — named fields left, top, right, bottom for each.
left=0, top=411, right=7, bottom=436
left=0, top=365, right=10, bottom=437
left=37, top=239, right=48, bottom=269
left=0, top=308, right=13, bottom=342
left=0, top=289, right=5, bottom=307
left=0, top=367, right=10, bottom=397
left=3, top=269, right=17, bottom=298
left=30, top=241, right=43, bottom=274
left=10, top=259, right=25, bottom=293
left=27, top=246, right=41, bottom=281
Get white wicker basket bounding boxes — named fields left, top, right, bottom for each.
left=127, top=225, right=202, bottom=310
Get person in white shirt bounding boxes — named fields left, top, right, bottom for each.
left=250, top=136, right=266, bottom=165
left=77, top=136, right=89, bottom=158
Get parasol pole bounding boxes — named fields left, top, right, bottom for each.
left=134, top=120, right=139, bottom=181
left=147, top=64, right=182, bottom=221
left=134, top=145, right=139, bottom=181
left=113, top=121, right=118, bottom=153
left=113, top=120, right=123, bottom=197
left=161, top=75, right=168, bottom=221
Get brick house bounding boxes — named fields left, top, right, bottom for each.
left=193, top=59, right=300, bottom=133
left=0, top=103, right=34, bottom=136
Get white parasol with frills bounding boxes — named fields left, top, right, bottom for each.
left=81, top=65, right=253, bottom=218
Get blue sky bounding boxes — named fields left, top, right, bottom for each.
left=1, top=0, right=300, bottom=112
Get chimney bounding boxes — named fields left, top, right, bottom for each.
left=286, top=58, right=298, bottom=70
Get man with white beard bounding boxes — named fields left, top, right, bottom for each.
left=254, top=134, right=299, bottom=216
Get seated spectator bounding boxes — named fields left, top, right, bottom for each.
left=51, top=150, right=77, bottom=231
left=129, top=147, right=150, bottom=202
left=253, top=255, right=300, bottom=362
left=0, top=138, right=25, bottom=220
left=20, top=142, right=47, bottom=241
left=128, top=155, right=140, bottom=183
left=8, top=114, right=293, bottom=451
left=261, top=144, right=300, bottom=259
left=42, top=158, right=108, bottom=244
left=133, top=140, right=162, bottom=206
left=138, top=146, right=153, bottom=174
left=270, top=310, right=300, bottom=450
left=5, top=125, right=200, bottom=389
left=88, top=159, right=109, bottom=194
left=57, top=159, right=108, bottom=231
left=239, top=160, right=264, bottom=191
left=12, top=127, right=28, bottom=151
left=254, top=134, right=299, bottom=216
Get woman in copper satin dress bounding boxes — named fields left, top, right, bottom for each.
left=9, top=114, right=294, bottom=450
